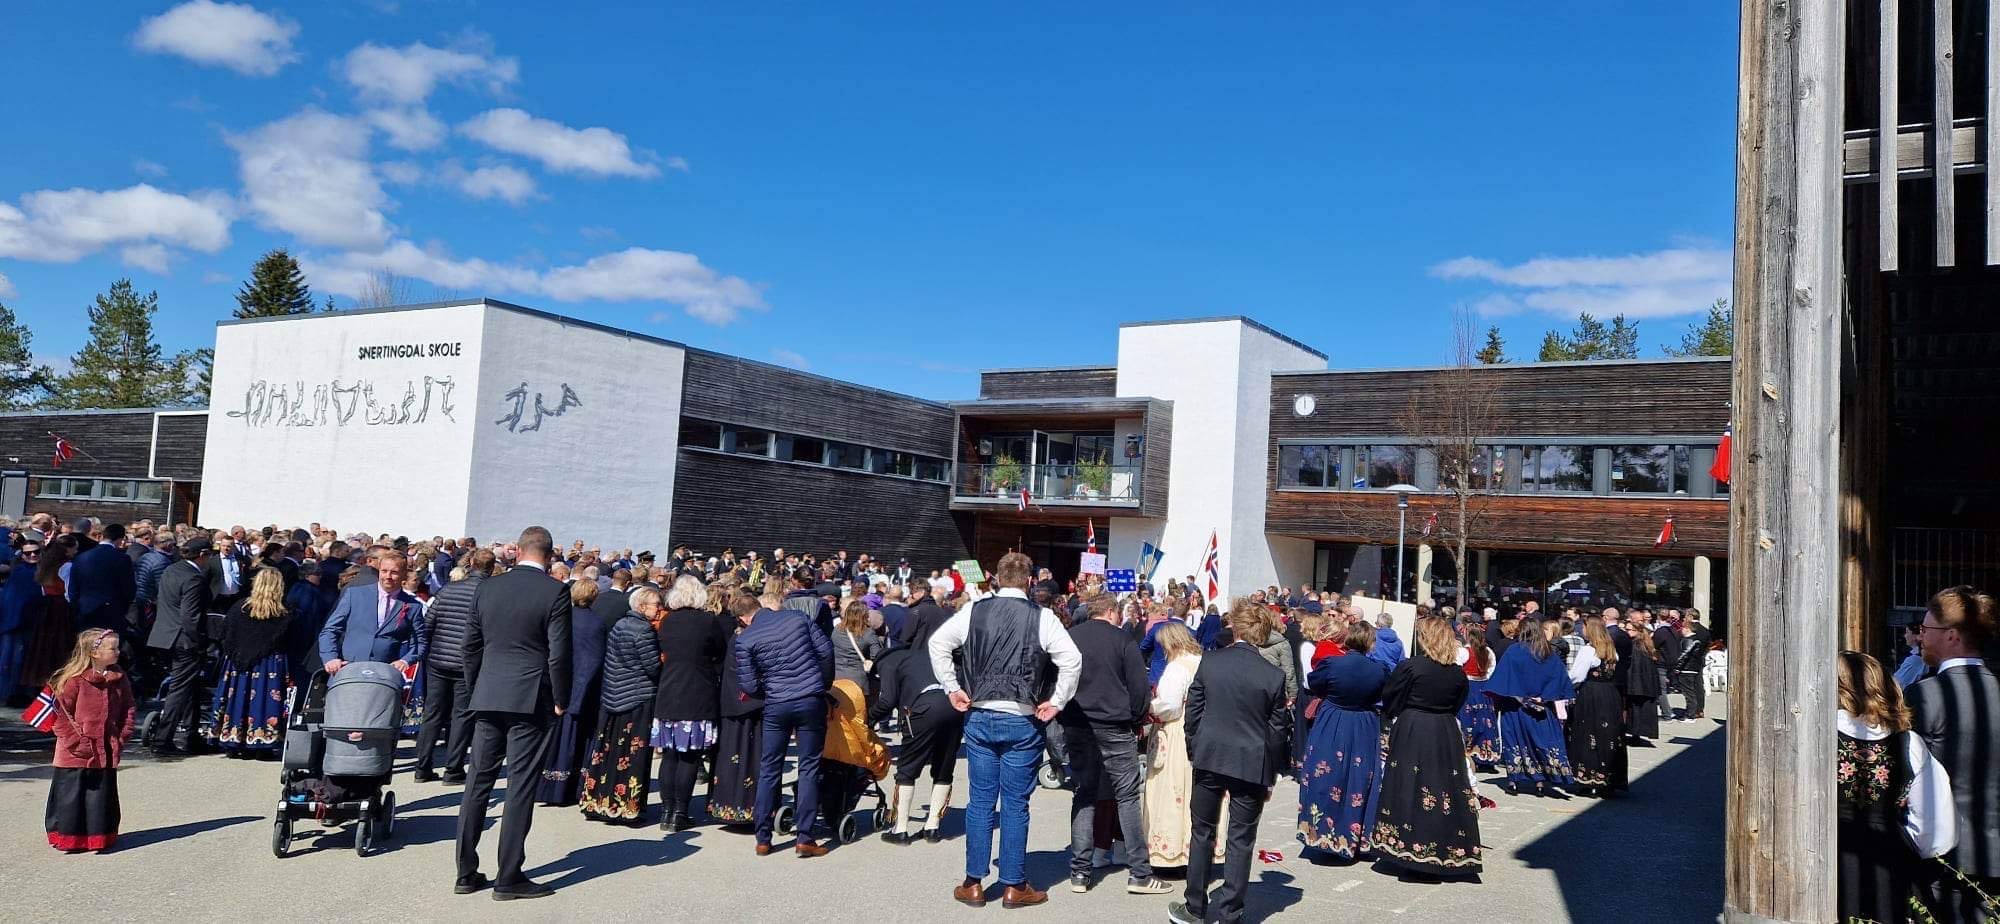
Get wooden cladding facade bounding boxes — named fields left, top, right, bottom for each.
left=978, top=367, right=1119, bottom=401
left=0, top=408, right=197, bottom=526
left=1269, top=358, right=1731, bottom=440
left=1267, top=358, right=1731, bottom=557
left=151, top=413, right=208, bottom=480
left=669, top=449, right=972, bottom=569
left=681, top=350, right=955, bottom=456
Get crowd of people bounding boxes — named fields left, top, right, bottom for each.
left=5, top=510, right=1995, bottom=921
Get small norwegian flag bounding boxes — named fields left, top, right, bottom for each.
left=1655, top=516, right=1676, bottom=548
left=1016, top=488, right=1032, bottom=513
left=1420, top=511, right=1437, bottom=538
left=1709, top=427, right=1732, bottom=485
left=1257, top=849, right=1285, bottom=863
left=52, top=435, right=76, bottom=468
left=1085, top=519, right=1097, bottom=554
left=22, top=686, right=59, bottom=732
left=1199, top=529, right=1221, bottom=600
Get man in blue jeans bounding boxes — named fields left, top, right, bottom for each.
left=735, top=579, right=834, bottom=858
left=928, top=552, right=1082, bottom=908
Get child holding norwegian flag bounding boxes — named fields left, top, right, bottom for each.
left=27, top=627, right=134, bottom=853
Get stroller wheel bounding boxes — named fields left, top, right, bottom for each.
left=837, top=814, right=861, bottom=844
left=355, top=813, right=371, bottom=856
left=774, top=805, right=795, bottom=835
left=872, top=806, right=890, bottom=831
left=1036, top=762, right=1064, bottom=790
left=271, top=814, right=291, bottom=858
left=379, top=792, right=397, bottom=838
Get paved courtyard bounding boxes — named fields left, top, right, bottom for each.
left=0, top=703, right=1723, bottom=923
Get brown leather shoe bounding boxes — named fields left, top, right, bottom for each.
left=954, top=878, right=988, bottom=907
left=795, top=841, right=829, bottom=858
left=754, top=843, right=773, bottom=857
left=1001, top=883, right=1048, bottom=908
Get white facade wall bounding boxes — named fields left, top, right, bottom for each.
left=1114, top=319, right=1323, bottom=599
left=199, top=301, right=685, bottom=549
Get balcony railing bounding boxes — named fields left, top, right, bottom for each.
left=953, top=463, right=1143, bottom=505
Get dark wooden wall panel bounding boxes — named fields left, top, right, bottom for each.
left=1142, top=399, right=1172, bottom=517
left=0, top=411, right=157, bottom=474
left=979, top=368, right=1118, bottom=400
left=681, top=351, right=955, bottom=456
left=1270, top=359, right=1732, bottom=440
left=152, top=413, right=207, bottom=480
left=670, top=450, right=972, bottom=570
left=1267, top=490, right=1728, bottom=557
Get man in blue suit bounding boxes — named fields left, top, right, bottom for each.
left=68, top=521, right=137, bottom=634
left=320, top=551, right=425, bottom=674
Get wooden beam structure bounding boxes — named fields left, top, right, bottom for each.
left=1935, top=0, right=1957, bottom=265
left=1727, top=0, right=1843, bottom=920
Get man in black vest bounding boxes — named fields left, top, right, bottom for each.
left=1908, top=586, right=2000, bottom=922
left=453, top=527, right=572, bottom=901
left=928, top=552, right=1082, bottom=910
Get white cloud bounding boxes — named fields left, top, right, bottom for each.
left=1431, top=247, right=1731, bottom=319
left=0, top=272, right=13, bottom=299
left=665, top=156, right=690, bottom=173
left=365, top=107, right=446, bottom=151
left=341, top=39, right=517, bottom=104
left=201, top=270, right=232, bottom=285
left=133, top=159, right=169, bottom=178
left=120, top=243, right=173, bottom=273
left=578, top=225, right=619, bottom=241
left=443, top=163, right=537, bottom=205
left=377, top=160, right=424, bottom=185
left=226, top=108, right=391, bottom=250
left=769, top=348, right=810, bottom=371
left=0, top=183, right=232, bottom=264
left=459, top=108, right=658, bottom=178
left=134, top=1, right=299, bottom=76
left=305, top=241, right=765, bottom=324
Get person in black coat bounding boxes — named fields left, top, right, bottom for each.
left=414, top=550, right=490, bottom=782
left=870, top=599, right=962, bottom=844
left=67, top=524, right=136, bottom=635
left=579, top=587, right=662, bottom=824
left=1169, top=600, right=1290, bottom=924
left=1059, top=593, right=1165, bottom=893
left=537, top=580, right=607, bottom=806
left=454, top=527, right=572, bottom=901
left=651, top=576, right=730, bottom=831
left=142, top=537, right=213, bottom=754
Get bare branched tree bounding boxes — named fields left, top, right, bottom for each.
left=354, top=271, right=416, bottom=309
left=1396, top=308, right=1505, bottom=610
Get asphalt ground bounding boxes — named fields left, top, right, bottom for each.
left=0, top=693, right=1724, bottom=923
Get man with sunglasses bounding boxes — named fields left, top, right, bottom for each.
left=143, top=536, right=213, bottom=757
left=1906, top=585, right=2000, bottom=922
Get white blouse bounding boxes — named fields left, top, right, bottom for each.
left=1568, top=645, right=1602, bottom=685
left=1151, top=654, right=1201, bottom=722
left=1837, top=710, right=1957, bottom=858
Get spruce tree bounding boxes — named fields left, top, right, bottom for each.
left=1475, top=326, right=1508, bottom=364
left=1666, top=299, right=1734, bottom=356
left=1537, top=329, right=1575, bottom=362
left=233, top=248, right=315, bottom=318
left=1537, top=311, right=1639, bottom=361
left=47, top=279, right=202, bottom=408
left=0, top=301, right=52, bottom=409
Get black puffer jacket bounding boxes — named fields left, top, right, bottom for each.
left=600, top=614, right=663, bottom=712
left=424, top=573, right=483, bottom=672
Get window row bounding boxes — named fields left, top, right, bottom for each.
left=678, top=418, right=952, bottom=483
left=35, top=478, right=167, bottom=504
left=1277, top=442, right=1726, bottom=498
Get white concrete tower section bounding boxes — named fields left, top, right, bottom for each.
left=1109, top=318, right=1325, bottom=600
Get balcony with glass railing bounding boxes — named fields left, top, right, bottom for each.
left=952, top=462, right=1144, bottom=505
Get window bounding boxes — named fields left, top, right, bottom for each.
left=783, top=435, right=827, bottom=464
left=135, top=482, right=165, bottom=504
left=678, top=418, right=722, bottom=450
left=1360, top=445, right=1415, bottom=488
left=1278, top=445, right=1328, bottom=488
left=871, top=450, right=915, bottom=477
left=1610, top=444, right=1687, bottom=494
left=33, top=478, right=163, bottom=505
left=67, top=479, right=103, bottom=499
left=730, top=428, right=771, bottom=457
left=828, top=442, right=866, bottom=469
left=101, top=481, right=133, bottom=500
left=916, top=457, right=950, bottom=482
left=35, top=478, right=63, bottom=499
left=1523, top=445, right=1592, bottom=493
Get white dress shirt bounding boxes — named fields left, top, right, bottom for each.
left=928, top=586, right=1082, bottom=715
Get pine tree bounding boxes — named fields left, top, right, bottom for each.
left=0, top=301, right=52, bottom=409
left=1538, top=311, right=1639, bottom=361
left=1666, top=298, right=1734, bottom=357
left=1475, top=326, right=1507, bottom=364
left=1606, top=315, right=1641, bottom=359
left=233, top=248, right=315, bottom=318
left=47, top=280, right=202, bottom=409
left=1537, top=329, right=1574, bottom=362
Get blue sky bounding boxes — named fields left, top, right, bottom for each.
left=0, top=4, right=1737, bottom=400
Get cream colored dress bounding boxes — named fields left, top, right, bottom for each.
left=1144, top=653, right=1226, bottom=866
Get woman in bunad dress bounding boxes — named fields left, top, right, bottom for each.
left=1296, top=620, right=1389, bottom=862
left=1372, top=617, right=1483, bottom=879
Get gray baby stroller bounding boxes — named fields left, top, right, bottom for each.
left=272, top=662, right=404, bottom=857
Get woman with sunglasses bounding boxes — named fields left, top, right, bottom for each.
left=0, top=537, right=41, bottom=703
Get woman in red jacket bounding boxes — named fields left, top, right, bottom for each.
left=45, top=627, right=135, bottom=853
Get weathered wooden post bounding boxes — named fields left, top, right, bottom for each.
left=1726, top=0, right=1843, bottom=921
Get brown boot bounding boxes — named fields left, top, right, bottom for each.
left=1001, top=882, right=1048, bottom=908
left=795, top=841, right=829, bottom=858
left=954, top=878, right=988, bottom=907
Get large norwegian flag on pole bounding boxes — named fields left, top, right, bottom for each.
left=51, top=435, right=76, bottom=468
left=1085, top=519, right=1097, bottom=554
left=1709, top=427, right=1732, bottom=485
left=1199, top=529, right=1221, bottom=600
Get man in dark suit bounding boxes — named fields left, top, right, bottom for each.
left=596, top=569, right=632, bottom=624
left=68, top=521, right=136, bottom=634
left=1907, top=586, right=2000, bottom=922
left=143, top=536, right=213, bottom=755
left=203, top=528, right=248, bottom=612
left=454, top=526, right=572, bottom=901
left=1169, top=601, right=1291, bottom=924
left=318, top=551, right=425, bottom=674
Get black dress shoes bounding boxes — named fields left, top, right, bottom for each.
left=493, top=880, right=554, bottom=901
left=879, top=830, right=919, bottom=845
left=441, top=770, right=467, bottom=784
left=453, top=873, right=492, bottom=895
left=413, top=770, right=439, bottom=783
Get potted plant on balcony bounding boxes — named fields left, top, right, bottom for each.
left=1076, top=458, right=1111, bottom=499
left=991, top=454, right=1023, bottom=496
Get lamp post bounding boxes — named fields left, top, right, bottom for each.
left=1388, top=484, right=1420, bottom=603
